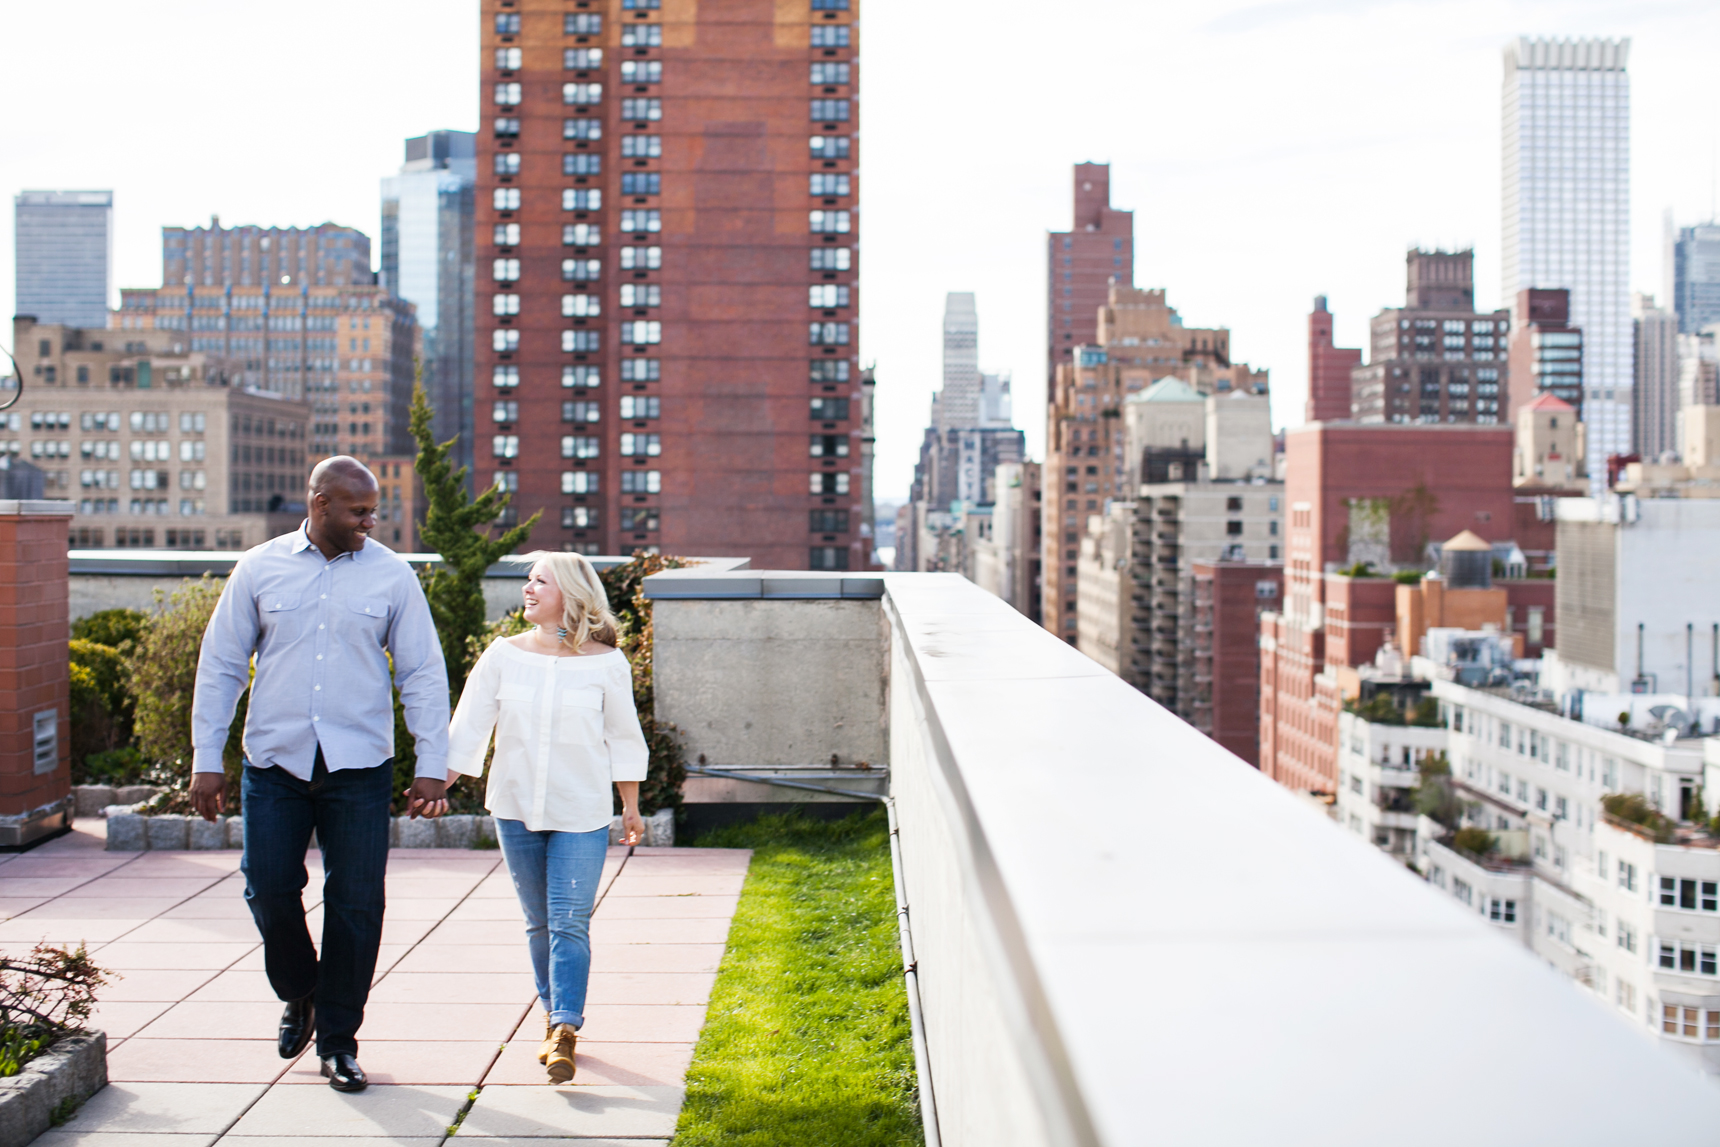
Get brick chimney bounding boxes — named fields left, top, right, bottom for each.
left=0, top=499, right=74, bottom=848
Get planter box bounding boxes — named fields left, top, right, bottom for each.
left=0, top=1031, right=107, bottom=1147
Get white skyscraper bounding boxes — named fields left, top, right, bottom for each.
left=936, top=291, right=981, bottom=431
left=1501, top=37, right=1631, bottom=472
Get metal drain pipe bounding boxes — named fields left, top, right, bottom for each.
left=886, top=796, right=941, bottom=1147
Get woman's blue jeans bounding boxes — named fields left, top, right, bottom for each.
left=495, top=819, right=608, bottom=1029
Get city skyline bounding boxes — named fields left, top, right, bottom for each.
left=3, top=2, right=1720, bottom=505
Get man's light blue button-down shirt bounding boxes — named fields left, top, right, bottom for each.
left=191, top=523, right=451, bottom=781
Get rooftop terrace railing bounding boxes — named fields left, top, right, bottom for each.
left=645, top=568, right=1720, bottom=1147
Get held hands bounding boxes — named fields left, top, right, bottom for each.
left=189, top=772, right=226, bottom=823
left=404, top=776, right=450, bottom=819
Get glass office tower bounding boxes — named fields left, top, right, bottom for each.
left=14, top=190, right=113, bottom=328
left=1501, top=37, right=1631, bottom=472
left=382, top=131, right=476, bottom=479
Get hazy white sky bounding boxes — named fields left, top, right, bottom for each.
left=4, top=0, right=1717, bottom=503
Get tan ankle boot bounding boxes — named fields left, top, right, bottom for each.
left=536, top=1018, right=556, bottom=1065
left=545, top=1023, right=578, bottom=1084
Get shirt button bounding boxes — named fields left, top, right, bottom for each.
left=313, top=716, right=320, bottom=722
left=317, top=655, right=323, bottom=660
left=315, top=685, right=321, bottom=691
left=321, top=594, right=327, bottom=599
left=319, top=624, right=325, bottom=630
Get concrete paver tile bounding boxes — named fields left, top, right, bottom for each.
left=457, top=1083, right=684, bottom=1139
left=600, top=875, right=745, bottom=897
left=183, top=970, right=282, bottom=1003
left=0, top=858, right=131, bottom=879
left=588, top=943, right=726, bottom=974
left=442, top=1141, right=666, bottom=1147
left=367, top=971, right=538, bottom=1004
left=20, top=899, right=186, bottom=920
left=159, top=898, right=255, bottom=920
left=592, top=895, right=740, bottom=921
left=0, top=918, right=148, bottom=944
left=0, top=897, right=48, bottom=920
left=357, top=1000, right=531, bottom=1043
left=94, top=968, right=219, bottom=1002
left=369, top=898, right=466, bottom=921
left=384, top=878, right=479, bottom=899
left=577, top=1004, right=710, bottom=1044
left=415, top=919, right=536, bottom=945
left=224, top=1082, right=471, bottom=1137
left=467, top=880, right=522, bottom=900
left=0, top=877, right=96, bottom=897
left=136, top=1000, right=287, bottom=1040
left=277, top=1040, right=501, bottom=1085
left=384, top=856, right=502, bottom=874
left=87, top=1001, right=176, bottom=1039
left=64, top=878, right=226, bottom=899
left=93, top=942, right=256, bottom=970
left=376, top=918, right=440, bottom=947
left=32, top=1133, right=218, bottom=1147
left=586, top=972, right=714, bottom=1006
left=219, top=1138, right=444, bottom=1147
left=62, top=1081, right=269, bottom=1134
left=486, top=1038, right=694, bottom=1087
left=441, top=900, right=527, bottom=922
left=105, top=1038, right=291, bottom=1083
left=121, top=918, right=262, bottom=944
left=393, top=944, right=534, bottom=974
left=588, top=918, right=735, bottom=945
left=371, top=944, right=415, bottom=975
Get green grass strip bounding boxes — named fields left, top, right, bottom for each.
left=672, top=810, right=924, bottom=1147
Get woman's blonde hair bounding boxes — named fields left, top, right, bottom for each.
left=526, top=550, right=620, bottom=648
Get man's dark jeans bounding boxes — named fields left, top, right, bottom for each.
left=241, top=748, right=391, bottom=1057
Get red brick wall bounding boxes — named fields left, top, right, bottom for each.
left=1199, top=562, right=1281, bottom=766
left=1323, top=574, right=1399, bottom=670
left=1306, top=301, right=1361, bottom=424
left=0, top=509, right=71, bottom=820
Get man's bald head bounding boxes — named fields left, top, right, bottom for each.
left=309, top=456, right=377, bottom=498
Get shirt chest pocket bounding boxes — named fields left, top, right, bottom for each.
left=344, top=596, right=390, bottom=638
left=498, top=682, right=536, bottom=711
left=557, top=686, right=604, bottom=746
left=258, top=594, right=303, bottom=634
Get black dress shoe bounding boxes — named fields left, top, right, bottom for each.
left=321, top=1052, right=367, bottom=1092
left=278, top=996, right=314, bottom=1059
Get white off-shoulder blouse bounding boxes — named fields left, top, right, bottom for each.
left=447, top=640, right=649, bottom=833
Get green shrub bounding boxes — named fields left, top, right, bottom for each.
left=1349, top=693, right=1405, bottom=725
left=1603, top=792, right=1675, bottom=841
left=602, top=552, right=691, bottom=816
left=1411, top=696, right=1442, bottom=727
left=1392, top=569, right=1424, bottom=585
left=71, top=608, right=148, bottom=650
left=1451, top=826, right=1498, bottom=857
left=1338, top=561, right=1377, bottom=578
left=0, top=944, right=110, bottom=1078
left=68, top=638, right=133, bottom=767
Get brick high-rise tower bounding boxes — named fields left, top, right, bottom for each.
left=1306, top=295, right=1360, bottom=423
left=477, top=0, right=861, bottom=567
left=1046, top=164, right=1133, bottom=383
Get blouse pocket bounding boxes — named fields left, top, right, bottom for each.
left=557, top=686, right=604, bottom=746
left=498, top=682, right=536, bottom=709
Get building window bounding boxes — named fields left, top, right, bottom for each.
left=565, top=48, right=604, bottom=69
left=810, top=397, right=849, bottom=420
left=809, top=25, right=850, bottom=47
left=810, top=210, right=851, bottom=234
left=810, top=173, right=850, bottom=196
left=563, top=188, right=603, bottom=211
left=493, top=330, right=520, bottom=353
left=621, top=321, right=662, bottom=345
left=809, top=434, right=849, bottom=458
left=809, top=284, right=850, bottom=308
left=564, top=82, right=604, bottom=105
left=564, top=223, right=602, bottom=246
left=495, top=82, right=522, bottom=106
left=564, top=118, right=603, bottom=141
left=622, top=173, right=661, bottom=196
left=810, top=509, right=848, bottom=532
left=494, top=258, right=521, bottom=282
left=1617, top=921, right=1638, bottom=953
left=620, top=358, right=660, bottom=382
left=563, top=365, right=600, bottom=388
left=561, top=435, right=601, bottom=459
left=492, top=435, right=519, bottom=459
left=809, top=322, right=850, bottom=346
left=621, top=507, right=660, bottom=532
left=565, top=13, right=603, bottom=34
left=563, top=258, right=601, bottom=281
left=562, top=471, right=599, bottom=494
left=563, top=330, right=602, bottom=352
left=562, top=294, right=601, bottom=317
left=621, top=470, right=661, bottom=494
left=1226, top=520, right=1243, bottom=537
left=810, top=99, right=851, bottom=123
left=1658, top=942, right=1719, bottom=976
left=495, top=223, right=521, bottom=246
left=810, top=360, right=849, bottom=383
left=493, top=401, right=519, bottom=423
left=495, top=12, right=521, bottom=33
left=564, top=400, right=601, bottom=423
left=621, top=210, right=662, bottom=233
left=1487, top=899, right=1517, bottom=924
left=620, top=60, right=662, bottom=83
left=1619, top=861, right=1638, bottom=892
left=493, top=472, right=519, bottom=493
left=1660, top=878, right=1720, bottom=912
left=563, top=506, right=600, bottom=529
left=620, top=395, right=659, bottom=420
left=809, top=546, right=849, bottom=570
left=494, top=188, right=521, bottom=210
left=620, top=284, right=661, bottom=307
left=620, top=432, right=661, bottom=457
left=622, top=134, right=663, bottom=158
left=810, top=61, right=851, bottom=83
left=494, top=365, right=519, bottom=389
left=620, top=246, right=662, bottom=270
left=809, top=472, right=849, bottom=495
left=621, top=98, right=662, bottom=121
left=564, top=154, right=602, bottom=176
left=809, top=247, right=851, bottom=271
left=493, top=294, right=520, bottom=316
left=494, top=153, right=521, bottom=175
left=810, top=135, right=850, bottom=160
left=620, top=23, right=662, bottom=47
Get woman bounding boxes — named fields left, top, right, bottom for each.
left=447, top=551, right=648, bottom=1084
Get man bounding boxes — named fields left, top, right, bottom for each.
left=190, top=456, right=451, bottom=1092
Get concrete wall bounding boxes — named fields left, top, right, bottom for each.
left=650, top=596, right=888, bottom=768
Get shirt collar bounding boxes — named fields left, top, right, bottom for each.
left=290, top=521, right=370, bottom=562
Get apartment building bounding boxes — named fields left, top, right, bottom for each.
left=1505, top=288, right=1583, bottom=418
left=1306, top=294, right=1361, bottom=423
left=1333, top=706, right=1447, bottom=858
left=163, top=218, right=372, bottom=291
left=1192, top=560, right=1283, bottom=766
left=8, top=316, right=308, bottom=550
left=476, top=0, right=862, bottom=566
left=115, top=283, right=417, bottom=465
left=14, top=190, right=112, bottom=328
left=1045, top=281, right=1264, bottom=644
left=1350, top=249, right=1512, bottom=425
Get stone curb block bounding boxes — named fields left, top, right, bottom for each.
left=608, top=808, right=675, bottom=846
left=0, top=1031, right=107, bottom=1147
left=72, top=785, right=163, bottom=817
left=105, top=813, right=500, bottom=851
left=144, top=815, right=189, bottom=851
